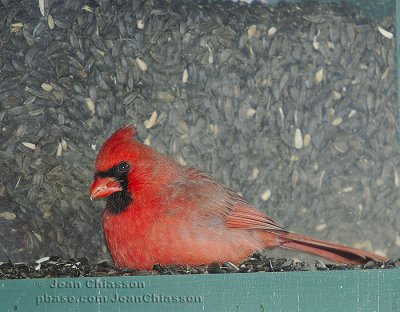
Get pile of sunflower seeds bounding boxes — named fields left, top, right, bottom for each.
left=1, top=254, right=398, bottom=279
left=0, top=0, right=397, bottom=264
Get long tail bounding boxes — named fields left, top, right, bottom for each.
left=276, top=232, right=388, bottom=264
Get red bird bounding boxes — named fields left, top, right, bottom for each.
left=90, top=126, right=388, bottom=270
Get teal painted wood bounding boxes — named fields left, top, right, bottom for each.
left=1, top=270, right=399, bottom=312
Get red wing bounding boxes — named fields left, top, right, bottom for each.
left=171, top=168, right=286, bottom=232
left=226, top=201, right=286, bottom=232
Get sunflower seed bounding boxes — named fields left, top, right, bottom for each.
left=39, top=0, right=45, bottom=16
left=56, top=142, right=63, bottom=157
left=377, top=26, right=393, bottom=39
left=261, top=189, right=271, bottom=201
left=303, top=133, right=311, bottom=147
left=144, top=111, right=158, bottom=129
left=85, top=98, right=95, bottom=115
left=41, top=83, right=53, bottom=92
left=0, top=211, right=16, bottom=220
left=182, top=68, right=189, bottom=83
left=315, top=68, right=324, bottom=83
left=294, top=128, right=303, bottom=149
left=135, top=57, right=147, bottom=72
left=332, top=117, right=343, bottom=126
left=267, top=27, right=277, bottom=37
left=157, top=91, right=175, bottom=103
left=48, top=14, right=55, bottom=30
left=248, top=25, right=257, bottom=39
left=137, top=19, right=145, bottom=29
left=0, top=151, right=13, bottom=161
left=315, top=223, right=327, bottom=231
left=22, top=142, right=36, bottom=150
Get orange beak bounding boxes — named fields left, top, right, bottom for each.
left=90, top=177, right=122, bottom=200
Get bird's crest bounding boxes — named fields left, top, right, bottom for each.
left=95, top=125, right=138, bottom=172
left=110, top=125, right=138, bottom=142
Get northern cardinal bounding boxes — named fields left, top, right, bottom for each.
left=90, top=125, right=388, bottom=269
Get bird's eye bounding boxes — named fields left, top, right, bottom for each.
left=118, top=162, right=130, bottom=173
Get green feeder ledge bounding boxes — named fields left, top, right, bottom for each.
left=1, top=269, right=400, bottom=311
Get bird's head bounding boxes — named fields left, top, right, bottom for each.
left=90, top=125, right=154, bottom=214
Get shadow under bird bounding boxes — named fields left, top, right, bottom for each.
left=90, top=125, right=388, bottom=270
